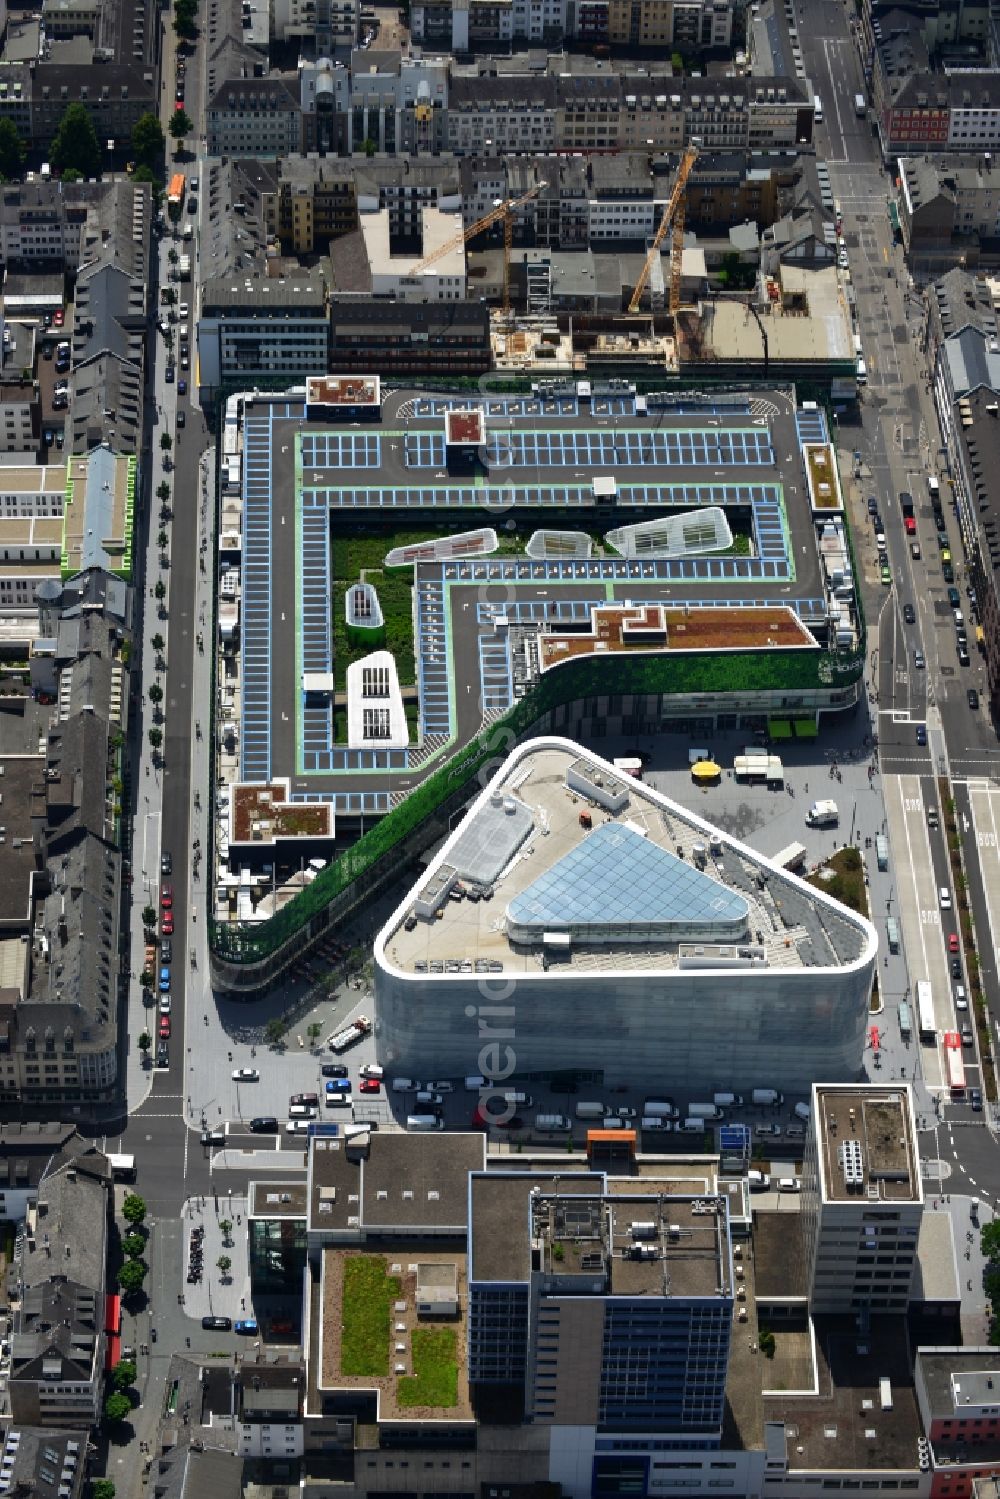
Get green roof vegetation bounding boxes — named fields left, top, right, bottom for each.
left=340, top=1256, right=402, bottom=1377
left=397, top=1327, right=459, bottom=1409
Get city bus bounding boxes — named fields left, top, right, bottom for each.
left=944, top=1032, right=966, bottom=1095
left=916, top=980, right=936, bottom=1042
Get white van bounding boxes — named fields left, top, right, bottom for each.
left=814, top=94, right=823, bottom=122
left=794, top=1102, right=811, bottom=1122
left=600, top=1117, right=625, bottom=1130
left=407, top=1114, right=444, bottom=1131
left=503, top=1091, right=533, bottom=1107
left=856, top=356, right=868, bottom=384
left=641, top=1116, right=672, bottom=1131
left=392, top=1078, right=419, bottom=1093
left=464, top=1075, right=486, bottom=1092
left=288, top=1103, right=317, bottom=1118
left=682, top=1117, right=707, bottom=1132
left=853, top=333, right=863, bottom=356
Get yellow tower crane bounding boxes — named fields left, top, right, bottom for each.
left=627, top=141, right=700, bottom=316
left=407, top=182, right=546, bottom=313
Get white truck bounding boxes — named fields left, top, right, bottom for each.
left=575, top=1100, right=606, bottom=1119
left=752, top=1088, right=785, bottom=1106
left=713, top=1092, right=744, bottom=1108
left=805, top=799, right=839, bottom=828
left=534, top=1114, right=570, bottom=1132
left=688, top=1102, right=724, bottom=1120
left=327, top=1015, right=372, bottom=1053
left=643, top=1099, right=679, bottom=1119
left=854, top=92, right=866, bottom=116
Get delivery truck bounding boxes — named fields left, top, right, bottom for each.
left=752, top=1088, right=785, bottom=1105
left=805, top=799, right=839, bottom=828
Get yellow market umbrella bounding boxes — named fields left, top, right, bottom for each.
left=691, top=759, right=722, bottom=781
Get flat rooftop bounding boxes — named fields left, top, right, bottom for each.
left=381, top=740, right=874, bottom=981
left=535, top=1192, right=732, bottom=1299
left=308, top=1130, right=485, bottom=1236
left=470, top=1171, right=606, bottom=1284
left=250, top=1180, right=308, bottom=1218
left=319, top=1245, right=473, bottom=1422
left=235, top=387, right=832, bottom=829
left=763, top=1315, right=923, bottom=1472
left=814, top=1084, right=921, bottom=1204
left=306, top=375, right=380, bottom=408
left=538, top=603, right=816, bottom=671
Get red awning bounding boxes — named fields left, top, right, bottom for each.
left=105, top=1293, right=121, bottom=1334
left=104, top=1332, right=121, bottom=1371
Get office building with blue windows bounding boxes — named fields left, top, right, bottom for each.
left=468, top=1170, right=735, bottom=1484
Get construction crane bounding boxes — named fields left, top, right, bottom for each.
left=627, top=141, right=699, bottom=316
left=406, top=182, right=546, bottom=313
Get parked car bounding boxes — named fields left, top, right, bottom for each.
left=161, top=912, right=174, bottom=935
left=233, top=1067, right=260, bottom=1082
left=320, top=1063, right=349, bottom=1078
left=290, top=1092, right=319, bottom=1106
left=159, top=994, right=171, bottom=1014
left=286, top=1119, right=313, bottom=1133
left=202, top=1316, right=231, bottom=1331
left=234, top=1319, right=258, bottom=1335
left=249, top=1116, right=278, bottom=1133
left=161, top=883, right=173, bottom=908
left=949, top=932, right=960, bottom=954
left=359, top=1077, right=381, bottom=1094
left=903, top=603, right=915, bottom=624
left=159, top=966, right=171, bottom=991
left=159, top=1015, right=171, bottom=1039
left=156, top=1040, right=169, bottom=1068
left=161, top=850, right=172, bottom=875
left=969, top=688, right=980, bottom=710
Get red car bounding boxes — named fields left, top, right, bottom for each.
left=174, top=100, right=185, bottom=111
left=359, top=1077, right=381, bottom=1094
left=161, top=912, right=174, bottom=936
left=53, top=310, right=64, bottom=327
left=948, top=933, right=960, bottom=954
left=161, top=884, right=172, bottom=908
left=904, top=516, right=916, bottom=534
left=159, top=1014, right=171, bottom=1038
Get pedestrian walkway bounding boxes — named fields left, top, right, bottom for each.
left=883, top=774, right=946, bottom=1089
left=180, top=1192, right=250, bottom=1324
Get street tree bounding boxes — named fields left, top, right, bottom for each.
left=104, top=1393, right=132, bottom=1425
left=0, top=119, right=26, bottom=181
left=157, top=529, right=168, bottom=549
left=154, top=580, right=166, bottom=600
left=131, top=112, right=165, bottom=167
left=141, top=905, right=156, bottom=929
left=156, top=483, right=170, bottom=503
left=116, top=1259, right=147, bottom=1294
left=148, top=683, right=163, bottom=705
left=160, top=433, right=172, bottom=452
left=307, top=1022, right=322, bottom=1047
left=112, top=1360, right=137, bottom=1391
left=122, top=1193, right=147, bottom=1226
left=51, top=103, right=102, bottom=178
left=217, top=1255, right=232, bottom=1277
left=151, top=632, right=165, bottom=652
left=265, top=1016, right=286, bottom=1046
left=148, top=727, right=163, bottom=750
left=983, top=1221, right=1000, bottom=1262
left=169, top=110, right=193, bottom=143
left=92, top=1481, right=117, bottom=1499
left=137, top=1032, right=151, bottom=1056
left=122, top=1234, right=145, bottom=1260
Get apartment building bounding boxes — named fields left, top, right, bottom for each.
left=411, top=0, right=728, bottom=46
left=28, top=65, right=157, bottom=150
left=8, top=1144, right=111, bottom=1427
left=207, top=76, right=305, bottom=157
left=0, top=382, right=40, bottom=454
left=899, top=153, right=1000, bottom=266
left=272, top=0, right=358, bottom=54
left=445, top=67, right=809, bottom=155
left=606, top=0, right=732, bottom=49
left=235, top=1361, right=305, bottom=1460
left=0, top=1426, right=87, bottom=1499
left=346, top=53, right=448, bottom=154
left=0, top=1123, right=80, bottom=1223
left=360, top=204, right=467, bottom=299
left=800, top=1083, right=923, bottom=1314
left=329, top=299, right=490, bottom=374
left=197, top=278, right=329, bottom=391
